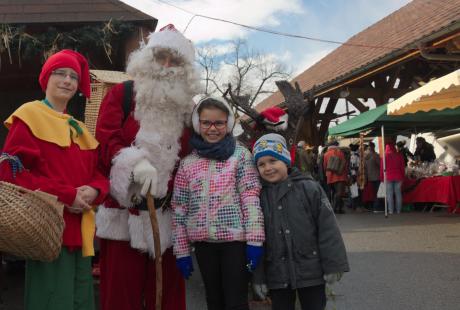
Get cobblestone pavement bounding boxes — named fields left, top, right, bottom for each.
left=2, top=209, right=460, bottom=310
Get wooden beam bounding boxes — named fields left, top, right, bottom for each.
left=316, top=111, right=356, bottom=120
left=347, top=97, right=369, bottom=113
left=329, top=87, right=407, bottom=100
left=313, top=97, right=324, bottom=116
left=318, top=98, right=338, bottom=140
left=382, top=68, right=401, bottom=103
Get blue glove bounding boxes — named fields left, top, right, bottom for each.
left=246, top=245, right=263, bottom=272
left=176, top=256, right=194, bottom=279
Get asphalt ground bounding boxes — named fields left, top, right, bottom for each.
left=1, top=208, right=460, bottom=310
left=185, top=208, right=460, bottom=310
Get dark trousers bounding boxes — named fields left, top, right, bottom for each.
left=270, top=285, right=326, bottom=310
left=370, top=180, right=381, bottom=211
left=331, top=181, right=346, bottom=212
left=194, top=241, right=249, bottom=310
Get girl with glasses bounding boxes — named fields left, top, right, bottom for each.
left=171, top=97, right=265, bottom=310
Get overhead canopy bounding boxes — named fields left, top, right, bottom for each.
left=328, top=103, right=460, bottom=137
left=388, top=69, right=460, bottom=115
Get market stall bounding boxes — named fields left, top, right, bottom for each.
left=387, top=69, right=460, bottom=115
left=328, top=104, right=460, bottom=214
left=328, top=103, right=460, bottom=137
left=402, top=175, right=460, bottom=213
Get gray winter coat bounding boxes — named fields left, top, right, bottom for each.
left=260, top=168, right=349, bottom=290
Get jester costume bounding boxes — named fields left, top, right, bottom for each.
left=0, top=100, right=109, bottom=310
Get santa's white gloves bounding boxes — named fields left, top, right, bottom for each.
left=324, top=272, right=343, bottom=284
left=132, top=159, right=158, bottom=197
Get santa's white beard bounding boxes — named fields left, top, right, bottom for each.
left=128, top=65, right=198, bottom=198
left=134, top=63, right=196, bottom=114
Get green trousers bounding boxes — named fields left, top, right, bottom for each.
left=24, top=247, right=95, bottom=310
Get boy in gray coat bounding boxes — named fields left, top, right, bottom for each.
left=252, top=133, right=349, bottom=310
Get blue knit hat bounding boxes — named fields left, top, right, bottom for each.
left=253, top=133, right=291, bottom=166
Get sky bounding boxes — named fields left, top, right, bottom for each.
left=121, top=0, right=412, bottom=106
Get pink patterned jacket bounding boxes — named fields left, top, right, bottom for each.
left=171, top=143, right=265, bottom=257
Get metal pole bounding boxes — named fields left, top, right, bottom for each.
left=381, top=125, right=388, bottom=218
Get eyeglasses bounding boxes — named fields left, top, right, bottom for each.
left=51, top=70, right=79, bottom=82
left=154, top=50, right=184, bottom=67
left=199, top=119, right=227, bottom=130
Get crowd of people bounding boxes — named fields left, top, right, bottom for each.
left=293, top=136, right=437, bottom=215
left=0, top=25, right=350, bottom=310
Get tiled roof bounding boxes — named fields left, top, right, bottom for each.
left=257, top=0, right=460, bottom=111
left=0, top=0, right=156, bottom=24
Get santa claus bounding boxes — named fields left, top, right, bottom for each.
left=95, top=24, right=200, bottom=310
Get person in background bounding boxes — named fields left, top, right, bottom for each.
left=0, top=49, right=109, bottom=310
left=364, top=141, right=381, bottom=212
left=396, top=140, right=413, bottom=166
left=381, top=143, right=405, bottom=214
left=414, top=137, right=436, bottom=163
left=317, top=145, right=329, bottom=196
left=348, top=143, right=360, bottom=209
left=295, top=141, right=317, bottom=179
left=172, top=97, right=265, bottom=310
left=323, top=138, right=348, bottom=214
left=253, top=133, right=349, bottom=310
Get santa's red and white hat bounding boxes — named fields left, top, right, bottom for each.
left=260, top=106, right=288, bottom=131
left=146, top=24, right=195, bottom=64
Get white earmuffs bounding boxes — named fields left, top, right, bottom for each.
left=191, top=97, right=235, bottom=134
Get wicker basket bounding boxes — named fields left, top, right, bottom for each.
left=85, top=70, right=131, bottom=135
left=0, top=181, right=65, bottom=262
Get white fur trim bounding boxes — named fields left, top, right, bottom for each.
left=278, top=114, right=289, bottom=131
left=95, top=205, right=130, bottom=241
left=110, top=146, right=149, bottom=207
left=192, top=97, right=235, bottom=134
left=267, top=114, right=289, bottom=132
left=128, top=212, right=147, bottom=251
left=128, top=210, right=173, bottom=258
left=146, top=29, right=195, bottom=64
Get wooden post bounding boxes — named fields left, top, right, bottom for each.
left=146, top=193, right=162, bottom=310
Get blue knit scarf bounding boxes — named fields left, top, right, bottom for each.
left=190, top=133, right=236, bottom=160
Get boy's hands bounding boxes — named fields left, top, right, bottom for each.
left=77, top=185, right=99, bottom=204
left=252, top=283, right=269, bottom=301
left=68, top=185, right=98, bottom=214
left=246, top=244, right=264, bottom=272
left=324, top=272, right=343, bottom=284
left=176, top=256, right=194, bottom=279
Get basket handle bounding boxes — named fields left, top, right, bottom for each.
left=0, top=153, right=24, bottom=178
left=0, top=154, right=63, bottom=215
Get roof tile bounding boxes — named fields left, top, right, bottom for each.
left=257, top=0, right=460, bottom=111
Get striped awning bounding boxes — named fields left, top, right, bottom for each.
left=387, top=69, right=460, bottom=115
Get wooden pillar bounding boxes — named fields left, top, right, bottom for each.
left=318, top=97, right=338, bottom=143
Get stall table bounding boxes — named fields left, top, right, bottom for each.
left=402, top=175, right=460, bottom=213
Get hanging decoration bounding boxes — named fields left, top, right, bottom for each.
left=0, top=20, right=136, bottom=69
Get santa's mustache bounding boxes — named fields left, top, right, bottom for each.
left=154, top=66, right=185, bottom=79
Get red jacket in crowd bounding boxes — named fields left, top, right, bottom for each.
left=380, top=144, right=405, bottom=182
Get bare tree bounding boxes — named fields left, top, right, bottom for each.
left=196, top=44, right=221, bottom=95
left=196, top=39, right=291, bottom=108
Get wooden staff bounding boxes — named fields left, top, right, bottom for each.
left=146, top=192, right=162, bottom=310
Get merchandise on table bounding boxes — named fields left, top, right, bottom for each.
left=406, top=160, right=459, bottom=179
